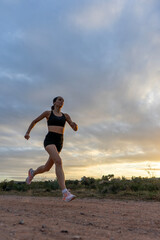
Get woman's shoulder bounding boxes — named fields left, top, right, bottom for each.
left=63, top=112, right=69, bottom=117
left=44, top=110, right=51, bottom=114
left=43, top=110, right=52, bottom=118
left=63, top=113, right=71, bottom=120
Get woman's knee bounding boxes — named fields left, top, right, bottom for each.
left=45, top=145, right=62, bottom=166
left=54, top=156, right=62, bottom=166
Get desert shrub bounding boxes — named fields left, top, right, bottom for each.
left=81, top=177, right=96, bottom=189
left=102, top=174, right=114, bottom=181
left=13, top=182, right=27, bottom=192
left=129, top=177, right=160, bottom=192
left=66, top=180, right=80, bottom=189
left=0, top=180, right=10, bottom=191
left=0, top=180, right=27, bottom=191
left=29, top=180, right=59, bottom=191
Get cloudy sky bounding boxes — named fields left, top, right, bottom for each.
left=0, top=0, right=160, bottom=181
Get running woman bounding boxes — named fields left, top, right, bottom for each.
left=24, top=96, right=78, bottom=202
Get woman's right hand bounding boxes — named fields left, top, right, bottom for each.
left=24, top=133, right=30, bottom=140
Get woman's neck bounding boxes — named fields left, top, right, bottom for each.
left=54, top=107, right=61, bottom=113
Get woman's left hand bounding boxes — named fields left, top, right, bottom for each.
left=72, top=122, right=78, bottom=131
left=64, top=113, right=78, bottom=131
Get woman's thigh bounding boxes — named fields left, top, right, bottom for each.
left=45, top=144, right=62, bottom=165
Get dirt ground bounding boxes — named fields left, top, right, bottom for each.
left=0, top=195, right=160, bottom=240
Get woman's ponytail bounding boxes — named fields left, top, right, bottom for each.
left=51, top=96, right=58, bottom=111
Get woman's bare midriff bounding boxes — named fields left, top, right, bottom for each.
left=48, top=126, right=64, bottom=134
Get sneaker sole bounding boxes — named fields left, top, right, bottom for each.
left=64, top=196, right=76, bottom=202
left=28, top=169, right=33, bottom=177
left=26, top=177, right=31, bottom=185
left=26, top=169, right=33, bottom=185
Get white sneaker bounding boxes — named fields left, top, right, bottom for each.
left=63, top=191, right=76, bottom=202
left=26, top=168, right=34, bottom=185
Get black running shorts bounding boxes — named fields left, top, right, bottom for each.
left=44, top=132, right=63, bottom=153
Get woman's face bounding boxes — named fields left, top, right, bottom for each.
left=55, top=96, right=64, bottom=108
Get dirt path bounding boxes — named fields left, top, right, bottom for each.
left=0, top=195, right=160, bottom=240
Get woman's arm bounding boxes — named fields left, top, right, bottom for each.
left=24, top=111, right=49, bottom=140
left=64, top=113, right=78, bottom=131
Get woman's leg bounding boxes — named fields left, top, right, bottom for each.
left=33, top=156, right=54, bottom=176
left=45, top=144, right=66, bottom=190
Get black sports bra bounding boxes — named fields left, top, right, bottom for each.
left=47, top=111, right=66, bottom=127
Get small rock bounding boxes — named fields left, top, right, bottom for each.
left=122, top=213, right=127, bottom=216
left=19, top=220, right=24, bottom=225
left=128, top=228, right=133, bottom=231
left=40, top=225, right=46, bottom=232
left=72, top=236, right=82, bottom=240
left=87, top=222, right=93, bottom=226
left=80, top=212, right=85, bottom=215
left=61, top=230, right=68, bottom=233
